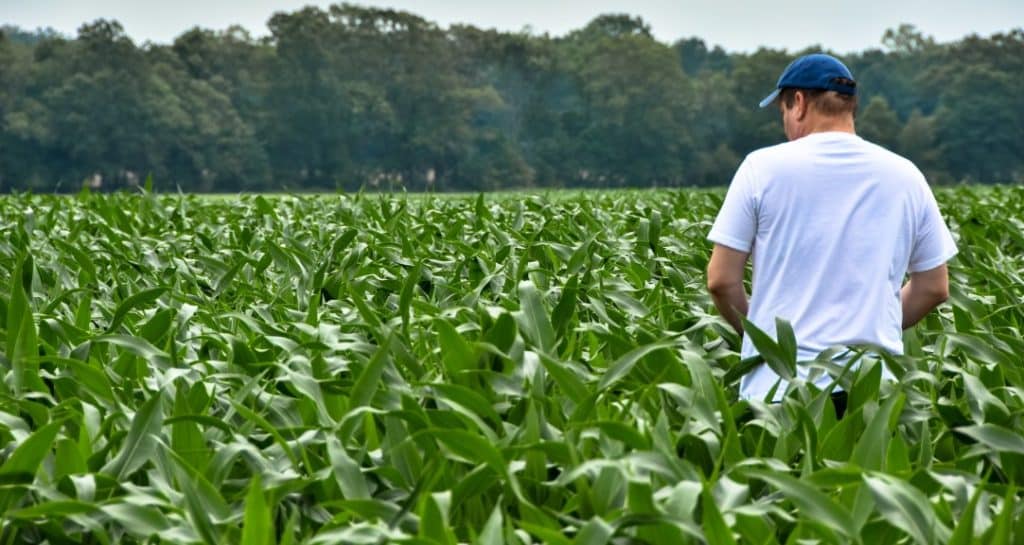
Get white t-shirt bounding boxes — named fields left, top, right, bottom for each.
left=708, top=132, right=957, bottom=400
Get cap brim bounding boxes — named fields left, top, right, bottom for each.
left=758, top=88, right=781, bottom=108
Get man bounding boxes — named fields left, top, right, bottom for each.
left=706, top=53, right=957, bottom=411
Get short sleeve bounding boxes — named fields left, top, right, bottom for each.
left=708, top=157, right=758, bottom=253
left=908, top=186, right=957, bottom=272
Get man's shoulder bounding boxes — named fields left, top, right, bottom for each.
left=857, top=139, right=932, bottom=191
left=743, top=141, right=792, bottom=163
left=743, top=138, right=818, bottom=167
left=735, top=143, right=789, bottom=179
left=747, top=134, right=925, bottom=181
left=853, top=136, right=923, bottom=170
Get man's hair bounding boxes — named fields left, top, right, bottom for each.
left=779, top=83, right=858, bottom=117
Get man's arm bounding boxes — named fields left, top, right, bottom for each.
left=901, top=263, right=949, bottom=329
left=706, top=244, right=750, bottom=334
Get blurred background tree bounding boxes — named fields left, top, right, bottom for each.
left=0, top=8, right=1021, bottom=192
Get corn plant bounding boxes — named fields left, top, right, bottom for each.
left=0, top=187, right=1021, bottom=544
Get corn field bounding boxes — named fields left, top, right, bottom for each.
left=1, top=187, right=1023, bottom=544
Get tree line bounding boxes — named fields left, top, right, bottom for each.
left=1, top=5, right=1021, bottom=192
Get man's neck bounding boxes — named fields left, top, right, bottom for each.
left=803, top=114, right=856, bottom=136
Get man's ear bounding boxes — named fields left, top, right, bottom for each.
left=795, top=90, right=809, bottom=121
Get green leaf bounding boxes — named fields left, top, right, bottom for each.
left=521, top=521, right=573, bottom=545
left=863, top=473, right=951, bottom=545
left=107, top=286, right=168, bottom=331
left=430, top=382, right=502, bottom=429
left=38, top=355, right=115, bottom=403
left=552, top=275, right=579, bottom=337
left=0, top=419, right=63, bottom=513
left=475, top=501, right=504, bottom=545
left=775, top=317, right=797, bottom=367
left=92, top=334, right=171, bottom=364
left=956, top=424, right=1024, bottom=455
left=483, top=312, right=517, bottom=353
left=54, top=437, right=88, bottom=479
left=649, top=209, right=662, bottom=250
left=723, top=355, right=765, bottom=385
left=573, top=516, right=613, bottom=545
left=743, top=467, right=855, bottom=543
left=427, top=428, right=506, bottom=476
left=214, top=259, right=247, bottom=298
left=436, top=319, right=476, bottom=375
left=327, top=435, right=370, bottom=500
left=349, top=339, right=392, bottom=409
left=590, top=421, right=650, bottom=450
left=701, top=484, right=738, bottom=545
left=517, top=280, right=555, bottom=353
left=7, top=254, right=44, bottom=394
left=51, top=239, right=97, bottom=284
left=598, top=341, right=674, bottom=391
left=986, top=485, right=1015, bottom=545
left=741, top=317, right=795, bottom=381
left=180, top=468, right=221, bottom=545
left=400, top=261, right=424, bottom=331
left=102, top=502, right=172, bottom=536
left=948, top=483, right=983, bottom=545
left=171, top=387, right=210, bottom=473
left=241, top=474, right=273, bottom=545
left=419, top=491, right=455, bottom=545
left=5, top=499, right=97, bottom=520
left=850, top=393, right=904, bottom=470
left=538, top=353, right=590, bottom=405
left=101, top=392, right=165, bottom=479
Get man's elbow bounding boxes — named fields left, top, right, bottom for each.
left=707, top=275, right=741, bottom=296
left=918, top=279, right=949, bottom=307
left=930, top=284, right=950, bottom=305
left=909, top=265, right=950, bottom=307
left=925, top=274, right=950, bottom=304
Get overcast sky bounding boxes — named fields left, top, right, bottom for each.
left=4, top=0, right=1023, bottom=52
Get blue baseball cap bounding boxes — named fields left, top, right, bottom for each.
left=758, top=53, right=857, bottom=108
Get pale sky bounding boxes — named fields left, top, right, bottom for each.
left=4, top=0, right=1023, bottom=52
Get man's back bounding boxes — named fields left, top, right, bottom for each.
left=709, top=131, right=957, bottom=399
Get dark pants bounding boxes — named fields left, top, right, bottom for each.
left=831, top=390, right=848, bottom=420
left=738, top=390, right=849, bottom=424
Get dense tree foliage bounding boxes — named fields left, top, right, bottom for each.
left=1, top=9, right=1021, bottom=191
